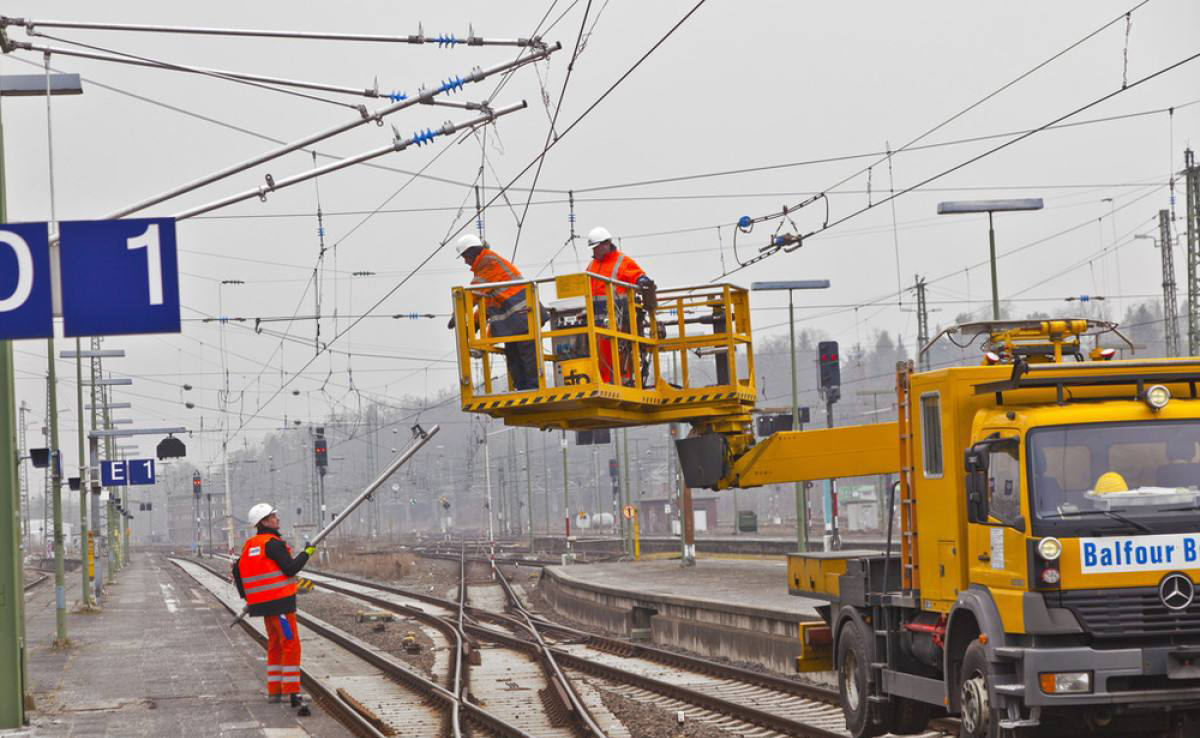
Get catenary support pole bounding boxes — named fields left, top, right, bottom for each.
left=988, top=211, right=1000, bottom=320
left=0, top=101, right=29, bottom=727
left=74, top=338, right=89, bottom=608
left=524, top=429, right=534, bottom=554
left=788, top=288, right=807, bottom=551
left=561, top=431, right=570, bottom=544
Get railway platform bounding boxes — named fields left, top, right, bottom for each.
left=20, top=552, right=352, bottom=738
left=537, top=558, right=828, bottom=675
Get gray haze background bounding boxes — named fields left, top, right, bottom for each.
left=2, top=1, right=1198, bottom=538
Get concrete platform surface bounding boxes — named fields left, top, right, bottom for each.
left=22, top=552, right=353, bottom=738
left=545, top=558, right=822, bottom=619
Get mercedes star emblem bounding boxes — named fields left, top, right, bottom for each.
left=1159, top=573, right=1195, bottom=611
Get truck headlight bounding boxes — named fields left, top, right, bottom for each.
left=1146, top=384, right=1171, bottom=410
left=1037, top=537, right=1062, bottom=561
left=1039, top=671, right=1091, bottom=694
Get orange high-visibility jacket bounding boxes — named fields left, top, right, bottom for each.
left=237, top=533, right=297, bottom=606
left=470, top=248, right=528, bottom=321
left=587, top=249, right=647, bottom=301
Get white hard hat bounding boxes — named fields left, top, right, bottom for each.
left=454, top=233, right=483, bottom=255
left=247, top=502, right=276, bottom=527
left=587, top=226, right=613, bottom=246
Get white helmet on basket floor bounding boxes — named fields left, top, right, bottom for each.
left=454, top=233, right=483, bottom=255
left=587, top=226, right=613, bottom=246
left=247, top=503, right=276, bottom=527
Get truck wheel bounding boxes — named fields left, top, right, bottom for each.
left=958, top=640, right=997, bottom=738
left=837, top=618, right=883, bottom=738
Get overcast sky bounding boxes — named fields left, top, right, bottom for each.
left=2, top=0, right=1198, bottom=470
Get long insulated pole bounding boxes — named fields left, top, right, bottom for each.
left=309, top=426, right=440, bottom=547
left=231, top=426, right=440, bottom=626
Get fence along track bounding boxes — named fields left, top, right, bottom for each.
left=175, top=557, right=534, bottom=738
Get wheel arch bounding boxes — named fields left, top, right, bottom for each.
left=832, top=604, right=874, bottom=672
left=944, top=586, right=1006, bottom=712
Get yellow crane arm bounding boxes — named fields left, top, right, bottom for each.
left=724, top=422, right=901, bottom=488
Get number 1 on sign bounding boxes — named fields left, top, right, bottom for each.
left=126, top=224, right=164, bottom=306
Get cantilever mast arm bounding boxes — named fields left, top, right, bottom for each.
left=309, top=424, right=440, bottom=547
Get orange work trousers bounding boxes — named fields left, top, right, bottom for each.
left=264, top=612, right=301, bottom=695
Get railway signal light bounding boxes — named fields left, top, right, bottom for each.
left=314, top=427, right=328, bottom=469
left=192, top=473, right=201, bottom=497
left=818, top=341, right=841, bottom=404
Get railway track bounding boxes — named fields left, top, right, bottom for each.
left=303, top=552, right=623, bottom=737
left=305, top=560, right=951, bottom=738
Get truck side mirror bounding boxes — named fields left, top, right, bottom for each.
left=964, top=444, right=990, bottom=524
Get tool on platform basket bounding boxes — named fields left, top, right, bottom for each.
left=229, top=424, right=440, bottom=627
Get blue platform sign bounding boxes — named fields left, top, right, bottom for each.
left=0, top=222, right=54, bottom=339
left=101, top=459, right=156, bottom=487
left=59, top=218, right=180, bottom=338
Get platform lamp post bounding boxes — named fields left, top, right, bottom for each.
left=0, top=68, right=83, bottom=729
left=936, top=198, right=1043, bottom=320
left=750, top=280, right=830, bottom=552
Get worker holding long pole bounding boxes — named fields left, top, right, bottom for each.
left=231, top=504, right=315, bottom=714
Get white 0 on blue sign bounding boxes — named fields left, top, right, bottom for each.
left=0, top=222, right=54, bottom=339
left=59, top=218, right=180, bottom=337
left=1080, top=534, right=1200, bottom=574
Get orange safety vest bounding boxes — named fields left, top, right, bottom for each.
left=470, top=248, right=528, bottom=321
left=238, top=533, right=297, bottom=606
left=587, top=249, right=646, bottom=300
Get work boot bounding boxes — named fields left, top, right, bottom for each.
left=267, top=694, right=282, bottom=704
left=290, top=693, right=310, bottom=716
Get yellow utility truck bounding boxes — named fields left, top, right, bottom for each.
left=452, top=273, right=1200, bottom=737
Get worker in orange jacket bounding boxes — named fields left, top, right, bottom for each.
left=449, top=234, right=540, bottom=391
left=585, top=226, right=657, bottom=385
left=232, top=504, right=314, bottom=713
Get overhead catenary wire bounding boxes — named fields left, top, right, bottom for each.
left=721, top=47, right=1200, bottom=276
left=172, top=102, right=529, bottom=220
left=0, top=16, right=549, bottom=48
left=509, top=0, right=593, bottom=260
left=733, top=0, right=1154, bottom=233
left=218, top=0, right=713, bottom=448
left=103, top=43, right=559, bottom=220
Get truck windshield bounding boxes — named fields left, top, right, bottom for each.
left=1028, top=421, right=1200, bottom=535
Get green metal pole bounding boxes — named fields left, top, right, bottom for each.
left=0, top=108, right=29, bottom=725
left=46, top=339, right=67, bottom=643
left=74, top=339, right=89, bottom=608
left=988, top=211, right=1000, bottom=320
left=561, top=431, right=569, bottom=541
left=622, top=428, right=631, bottom=554
left=525, top=429, right=534, bottom=553
left=101, top=384, right=117, bottom=580
left=790, top=289, right=807, bottom=552
left=0, top=340, right=25, bottom=727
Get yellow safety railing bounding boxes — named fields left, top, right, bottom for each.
left=451, top=273, right=756, bottom=429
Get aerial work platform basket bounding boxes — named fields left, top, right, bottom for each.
left=451, top=272, right=757, bottom=431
